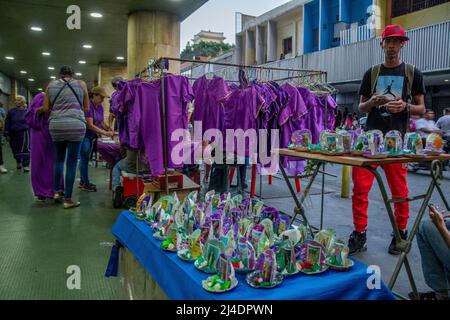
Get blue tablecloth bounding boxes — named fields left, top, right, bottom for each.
left=111, top=211, right=395, bottom=300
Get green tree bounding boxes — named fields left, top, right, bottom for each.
left=181, top=41, right=234, bottom=60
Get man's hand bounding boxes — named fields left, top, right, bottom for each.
left=105, top=131, right=114, bottom=138
left=368, top=93, right=390, bottom=107
left=430, top=206, right=446, bottom=229
left=386, top=97, right=406, bottom=114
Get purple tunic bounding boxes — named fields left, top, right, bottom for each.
left=25, top=93, right=59, bottom=198
left=97, top=142, right=122, bottom=166
left=85, top=101, right=105, bottom=139
left=4, top=108, right=30, bottom=160
left=193, top=76, right=229, bottom=136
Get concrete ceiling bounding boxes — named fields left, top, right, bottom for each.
left=0, top=0, right=208, bottom=93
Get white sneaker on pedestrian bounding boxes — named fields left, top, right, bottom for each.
left=23, top=167, right=30, bottom=172
left=0, top=165, right=7, bottom=173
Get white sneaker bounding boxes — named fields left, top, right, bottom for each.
left=23, top=167, right=30, bottom=172
left=0, top=165, right=7, bottom=173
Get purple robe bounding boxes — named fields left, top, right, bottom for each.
left=25, top=93, right=58, bottom=198
left=4, top=107, right=30, bottom=164
left=192, top=76, right=229, bottom=136
left=97, top=142, right=122, bottom=166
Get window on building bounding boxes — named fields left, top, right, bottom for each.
left=392, top=0, right=448, bottom=18
left=283, top=37, right=293, bottom=55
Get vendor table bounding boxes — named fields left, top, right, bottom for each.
left=111, top=211, right=395, bottom=300
left=276, top=149, right=450, bottom=300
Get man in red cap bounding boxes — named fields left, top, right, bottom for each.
left=348, top=24, right=426, bottom=255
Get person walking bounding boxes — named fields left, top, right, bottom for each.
left=416, top=109, right=443, bottom=140
left=78, top=86, right=114, bottom=192
left=0, top=100, right=7, bottom=173
left=3, top=96, right=30, bottom=172
left=25, top=93, right=63, bottom=202
left=348, top=25, right=426, bottom=255
left=40, top=66, right=89, bottom=209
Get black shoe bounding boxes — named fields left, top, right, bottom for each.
left=388, top=230, right=408, bottom=255
left=80, top=182, right=97, bottom=192
left=113, top=186, right=124, bottom=208
left=17, top=164, right=22, bottom=170
left=348, top=230, right=367, bottom=256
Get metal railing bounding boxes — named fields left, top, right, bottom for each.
left=340, top=24, right=375, bottom=46
left=392, top=0, right=449, bottom=18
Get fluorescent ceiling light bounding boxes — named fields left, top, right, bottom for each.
left=38, top=88, right=43, bottom=91
left=28, top=78, right=35, bottom=82
left=50, top=76, right=56, bottom=79
left=5, top=56, right=14, bottom=60
left=31, top=26, right=42, bottom=32
left=116, top=56, right=125, bottom=60
left=20, top=70, right=27, bottom=74
left=83, top=44, right=93, bottom=49
left=75, top=73, right=82, bottom=76
left=445, top=79, right=449, bottom=82
left=48, top=66, right=55, bottom=70
left=78, top=60, right=86, bottom=64
left=90, top=13, right=103, bottom=18
left=42, top=52, right=51, bottom=56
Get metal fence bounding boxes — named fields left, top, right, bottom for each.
left=340, top=24, right=375, bottom=46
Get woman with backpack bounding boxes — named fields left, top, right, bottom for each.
left=40, top=66, right=89, bottom=209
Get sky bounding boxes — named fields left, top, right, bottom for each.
left=180, top=0, right=291, bottom=50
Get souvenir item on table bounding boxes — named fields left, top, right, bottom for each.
left=403, top=132, right=425, bottom=157
left=222, top=216, right=232, bottom=236
left=231, top=237, right=256, bottom=273
left=321, top=132, right=344, bottom=155
left=202, top=254, right=238, bottom=293
left=211, top=194, right=221, bottom=210
left=178, top=229, right=202, bottom=261
left=222, top=229, right=237, bottom=257
left=192, top=203, right=206, bottom=228
left=383, top=130, right=403, bottom=156
left=290, top=129, right=312, bottom=151
left=340, top=131, right=355, bottom=153
left=246, top=249, right=283, bottom=289
left=240, top=198, right=251, bottom=216
left=205, top=201, right=213, bottom=217
left=238, top=217, right=253, bottom=238
left=299, top=240, right=328, bottom=274
left=260, top=219, right=275, bottom=246
left=424, top=133, right=445, bottom=155
left=314, top=229, right=336, bottom=256
left=352, top=132, right=368, bottom=155
left=326, top=240, right=354, bottom=271
left=211, top=212, right=223, bottom=240
left=248, top=224, right=265, bottom=254
left=363, top=130, right=388, bottom=158
left=153, top=209, right=174, bottom=240
left=131, top=207, right=147, bottom=221
left=252, top=200, right=265, bottom=217
left=231, top=194, right=243, bottom=207
left=278, top=215, right=291, bottom=235
left=297, top=224, right=313, bottom=243
left=260, top=207, right=280, bottom=235
left=195, top=239, right=225, bottom=274
left=161, top=222, right=180, bottom=252
left=136, top=192, right=153, bottom=215
left=205, top=190, right=215, bottom=204
left=278, top=228, right=302, bottom=246
left=200, top=220, right=213, bottom=244
left=276, top=236, right=301, bottom=276
left=319, top=130, right=334, bottom=148
left=230, top=208, right=243, bottom=235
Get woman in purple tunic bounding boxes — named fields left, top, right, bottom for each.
left=25, top=93, right=62, bottom=201
left=3, top=95, right=30, bottom=172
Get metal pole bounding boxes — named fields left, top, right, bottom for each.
left=160, top=70, right=169, bottom=195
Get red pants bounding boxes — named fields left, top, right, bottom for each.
left=352, top=163, right=409, bottom=232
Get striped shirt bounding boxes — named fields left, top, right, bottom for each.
left=48, top=79, right=86, bottom=142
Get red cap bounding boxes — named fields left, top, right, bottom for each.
left=382, top=25, right=409, bottom=42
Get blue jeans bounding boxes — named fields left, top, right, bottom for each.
left=112, top=158, right=127, bottom=190
left=53, top=141, right=82, bottom=200
left=417, top=219, right=450, bottom=293
left=79, top=136, right=94, bottom=184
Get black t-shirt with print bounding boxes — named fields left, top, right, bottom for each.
left=359, top=63, right=426, bottom=134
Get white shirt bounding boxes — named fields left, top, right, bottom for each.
left=415, top=118, right=439, bottom=139
left=436, top=115, right=450, bottom=137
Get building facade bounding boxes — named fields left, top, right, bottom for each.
left=193, top=30, right=226, bottom=44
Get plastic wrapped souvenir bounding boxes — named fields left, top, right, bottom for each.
left=275, top=236, right=301, bottom=276
left=246, top=249, right=283, bottom=289
left=251, top=200, right=264, bottom=217
left=211, top=212, right=223, bottom=240
left=290, top=129, right=312, bottom=151
left=160, top=220, right=178, bottom=251
left=278, top=216, right=291, bottom=235
left=325, top=240, right=354, bottom=271
left=363, top=130, right=388, bottom=158
left=425, top=133, right=444, bottom=155
left=314, top=229, right=336, bottom=256
left=260, top=207, right=280, bottom=234
left=199, top=220, right=213, bottom=244
left=238, top=217, right=253, bottom=238
left=178, top=229, right=202, bottom=261
left=205, top=190, right=215, bottom=204
left=136, top=193, right=153, bottom=215
left=248, top=224, right=265, bottom=253
left=194, top=239, right=225, bottom=273
left=230, top=237, right=256, bottom=273
left=260, top=219, right=275, bottom=246
left=222, top=229, right=237, bottom=257
left=384, top=130, right=403, bottom=155
left=353, top=131, right=368, bottom=155
left=340, top=131, right=354, bottom=153
left=299, top=240, right=328, bottom=274
left=278, top=228, right=302, bottom=246
left=153, top=209, right=174, bottom=240
left=403, top=132, right=424, bottom=156
left=202, top=254, right=238, bottom=293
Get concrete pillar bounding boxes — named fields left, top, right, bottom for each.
left=127, top=11, right=180, bottom=78
left=256, top=26, right=265, bottom=65
left=98, top=62, right=127, bottom=118
left=235, top=35, right=244, bottom=65
left=245, top=30, right=256, bottom=65
left=267, top=21, right=278, bottom=62
left=8, top=79, right=18, bottom=110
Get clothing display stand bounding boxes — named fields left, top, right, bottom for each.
left=276, top=149, right=450, bottom=300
